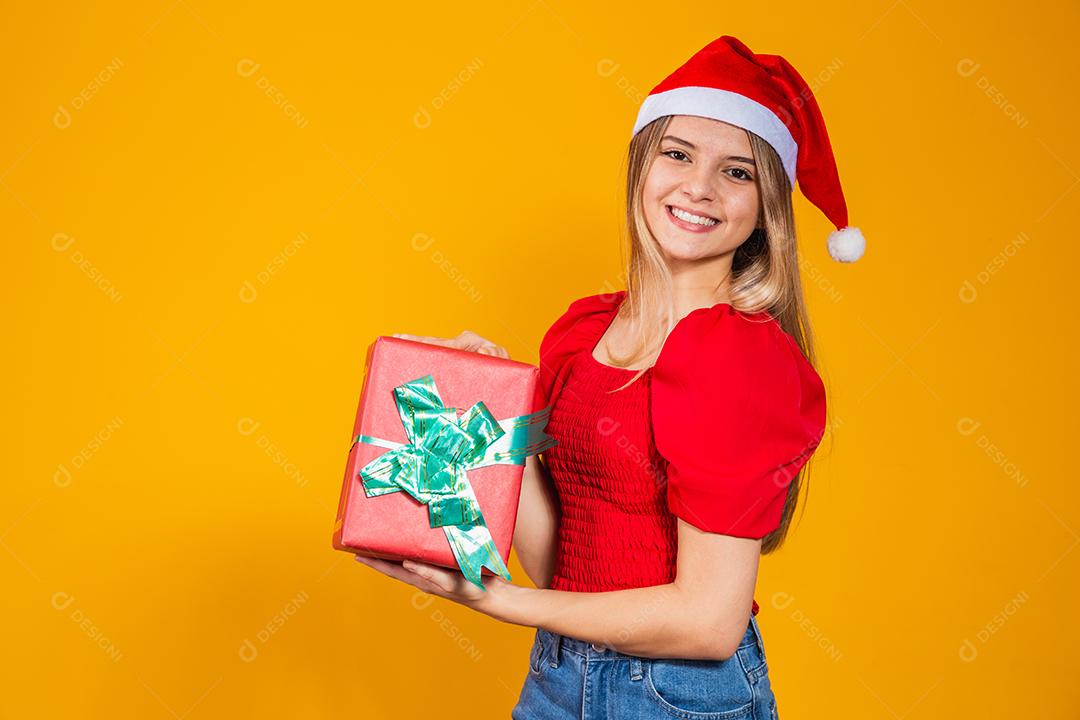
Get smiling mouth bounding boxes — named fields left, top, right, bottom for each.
left=666, top=205, right=720, bottom=228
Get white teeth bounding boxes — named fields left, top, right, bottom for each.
left=669, top=206, right=718, bottom=226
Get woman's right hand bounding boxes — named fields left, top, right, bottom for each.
left=390, top=330, right=511, bottom=360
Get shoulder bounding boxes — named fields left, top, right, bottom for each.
left=652, top=302, right=826, bottom=440
left=651, top=303, right=827, bottom=538
left=539, top=290, right=624, bottom=361
left=537, top=290, right=624, bottom=405
left=654, top=303, right=805, bottom=384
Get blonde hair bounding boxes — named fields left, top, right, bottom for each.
left=604, top=114, right=829, bottom=553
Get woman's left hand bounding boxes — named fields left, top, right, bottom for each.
left=354, top=554, right=508, bottom=613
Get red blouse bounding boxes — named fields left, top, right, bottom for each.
left=537, top=290, right=827, bottom=618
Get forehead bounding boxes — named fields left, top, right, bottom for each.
left=666, top=115, right=752, bottom=152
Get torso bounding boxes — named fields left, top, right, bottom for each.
left=540, top=290, right=761, bottom=615
left=544, top=351, right=679, bottom=592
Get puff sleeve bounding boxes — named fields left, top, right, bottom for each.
left=537, top=292, right=624, bottom=409
left=651, top=305, right=827, bottom=538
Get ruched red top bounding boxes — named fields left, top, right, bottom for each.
left=537, top=290, right=827, bottom=617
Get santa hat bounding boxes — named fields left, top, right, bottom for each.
left=631, top=35, right=864, bottom=263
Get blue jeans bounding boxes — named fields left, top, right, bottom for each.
left=511, top=615, right=778, bottom=719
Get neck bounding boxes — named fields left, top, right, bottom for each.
left=667, top=253, right=734, bottom=317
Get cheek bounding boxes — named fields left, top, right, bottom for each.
left=643, top=165, right=677, bottom=199
left=728, top=187, right=760, bottom=221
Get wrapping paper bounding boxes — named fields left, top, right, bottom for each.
left=332, top=336, right=555, bottom=588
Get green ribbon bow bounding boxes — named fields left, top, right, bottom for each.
left=355, top=374, right=558, bottom=590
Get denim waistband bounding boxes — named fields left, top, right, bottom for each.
left=539, top=612, right=763, bottom=671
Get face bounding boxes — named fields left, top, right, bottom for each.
left=642, top=115, right=762, bottom=264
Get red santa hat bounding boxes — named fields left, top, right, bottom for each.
left=632, top=35, right=864, bottom=263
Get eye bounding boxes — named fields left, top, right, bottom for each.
left=661, top=149, right=689, bottom=162
left=727, top=167, right=754, bottom=181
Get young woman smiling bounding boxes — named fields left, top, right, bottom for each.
left=356, top=35, right=863, bottom=719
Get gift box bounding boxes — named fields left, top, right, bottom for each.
left=332, top=335, right=557, bottom=589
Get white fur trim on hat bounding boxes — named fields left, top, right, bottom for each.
left=631, top=85, right=798, bottom=189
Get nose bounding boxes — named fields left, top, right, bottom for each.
left=680, top=164, right=715, bottom=203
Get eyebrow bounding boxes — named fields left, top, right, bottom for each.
left=661, top=135, right=756, bottom=166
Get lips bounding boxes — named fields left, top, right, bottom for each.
left=665, top=204, right=720, bottom=232
left=667, top=204, right=719, bottom=222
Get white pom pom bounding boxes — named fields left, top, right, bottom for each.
left=827, top=226, right=865, bottom=263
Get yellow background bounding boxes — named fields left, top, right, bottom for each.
left=4, top=1, right=1078, bottom=717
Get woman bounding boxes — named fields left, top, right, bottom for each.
left=356, top=35, right=862, bottom=719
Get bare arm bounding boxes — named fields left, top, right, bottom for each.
left=374, top=330, right=760, bottom=659
left=486, top=518, right=762, bottom=660
left=512, top=452, right=560, bottom=589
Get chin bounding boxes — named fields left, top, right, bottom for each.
left=657, top=242, right=710, bottom=262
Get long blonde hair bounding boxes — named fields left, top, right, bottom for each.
left=605, top=114, right=829, bottom=553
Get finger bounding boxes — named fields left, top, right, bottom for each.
left=395, top=331, right=508, bottom=358
left=408, top=561, right=486, bottom=599
left=456, top=330, right=491, bottom=352
left=393, top=333, right=476, bottom=352
left=397, top=568, right=447, bottom=596
left=391, top=333, right=452, bottom=347
left=478, top=345, right=511, bottom=359
left=356, top=555, right=449, bottom=596
left=402, top=560, right=459, bottom=593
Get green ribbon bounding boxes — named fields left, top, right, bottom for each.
left=354, top=373, right=558, bottom=590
